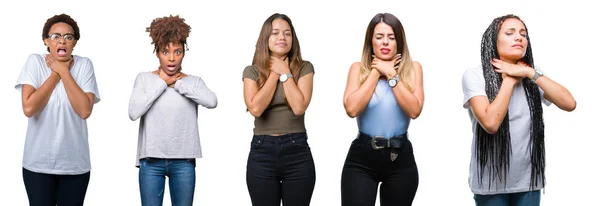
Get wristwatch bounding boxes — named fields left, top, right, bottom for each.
left=388, top=75, right=400, bottom=87
left=531, top=68, right=544, bottom=83
left=279, top=73, right=293, bottom=83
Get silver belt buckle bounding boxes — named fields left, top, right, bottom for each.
left=371, top=136, right=387, bottom=150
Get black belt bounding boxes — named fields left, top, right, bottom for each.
left=357, top=132, right=407, bottom=161
left=357, top=132, right=408, bottom=150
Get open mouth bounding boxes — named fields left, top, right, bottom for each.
left=166, top=64, right=177, bottom=71
left=57, top=48, right=67, bottom=57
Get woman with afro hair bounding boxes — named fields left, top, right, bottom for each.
left=462, top=14, right=576, bottom=206
left=15, top=13, right=100, bottom=206
left=128, top=15, right=217, bottom=206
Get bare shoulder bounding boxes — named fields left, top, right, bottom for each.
left=412, top=61, right=423, bottom=71
left=350, top=62, right=361, bottom=72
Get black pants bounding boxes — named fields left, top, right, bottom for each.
left=341, top=136, right=419, bottom=206
left=23, top=168, right=90, bottom=206
left=246, top=132, right=316, bottom=206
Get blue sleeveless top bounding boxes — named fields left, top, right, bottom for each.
left=357, top=79, right=410, bottom=138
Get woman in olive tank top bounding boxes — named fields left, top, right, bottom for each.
left=242, top=13, right=316, bottom=206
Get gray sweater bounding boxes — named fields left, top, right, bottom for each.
left=128, top=72, right=217, bottom=166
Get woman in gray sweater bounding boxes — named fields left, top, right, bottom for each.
left=128, top=15, right=217, bottom=206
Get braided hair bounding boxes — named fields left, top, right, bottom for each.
left=478, top=14, right=545, bottom=190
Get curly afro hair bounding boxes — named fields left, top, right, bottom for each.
left=42, top=14, right=80, bottom=52
left=146, top=15, right=191, bottom=53
left=42, top=13, right=80, bottom=41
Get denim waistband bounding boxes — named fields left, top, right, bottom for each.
left=253, top=132, right=307, bottom=142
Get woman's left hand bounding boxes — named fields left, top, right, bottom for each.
left=491, top=58, right=534, bottom=79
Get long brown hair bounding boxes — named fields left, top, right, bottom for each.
left=252, top=13, right=303, bottom=88
left=359, top=13, right=415, bottom=91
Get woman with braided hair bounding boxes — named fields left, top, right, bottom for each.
left=462, top=14, right=576, bottom=206
left=128, top=15, right=217, bottom=206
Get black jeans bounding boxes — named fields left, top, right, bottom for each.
left=23, top=168, right=90, bottom=206
left=246, top=132, right=316, bottom=206
left=341, top=135, right=419, bottom=206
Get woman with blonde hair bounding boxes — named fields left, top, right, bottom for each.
left=341, top=12, right=424, bottom=206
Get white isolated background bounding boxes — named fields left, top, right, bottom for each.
left=1, top=0, right=598, bottom=205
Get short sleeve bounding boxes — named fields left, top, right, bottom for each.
left=299, top=61, right=315, bottom=78
left=80, top=58, right=101, bottom=104
left=462, top=68, right=487, bottom=109
left=15, top=54, right=42, bottom=92
left=242, top=66, right=259, bottom=82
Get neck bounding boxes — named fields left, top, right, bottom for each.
left=499, top=56, right=519, bottom=64
left=271, top=53, right=288, bottom=60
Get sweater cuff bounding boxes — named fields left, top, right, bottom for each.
left=173, top=79, right=185, bottom=93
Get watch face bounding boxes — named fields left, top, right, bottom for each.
left=389, top=79, right=397, bottom=87
left=279, top=74, right=287, bottom=82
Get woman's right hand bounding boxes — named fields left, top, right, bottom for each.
left=46, top=54, right=72, bottom=77
left=501, top=72, right=521, bottom=86
left=371, top=54, right=401, bottom=79
left=270, top=56, right=291, bottom=75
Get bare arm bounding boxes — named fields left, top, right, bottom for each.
left=390, top=61, right=424, bottom=119
left=21, top=72, right=61, bottom=117
left=491, top=59, right=576, bottom=111
left=59, top=71, right=95, bottom=119
left=281, top=73, right=313, bottom=116
left=243, top=72, right=279, bottom=117
left=174, top=77, right=218, bottom=108
left=343, top=62, right=380, bottom=118
left=534, top=75, right=576, bottom=111
left=468, top=76, right=519, bottom=134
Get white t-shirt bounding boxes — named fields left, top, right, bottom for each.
left=15, top=53, right=101, bottom=175
left=462, top=65, right=551, bottom=195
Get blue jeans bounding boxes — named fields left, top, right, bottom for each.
left=474, top=190, right=541, bottom=206
left=139, top=158, right=196, bottom=206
